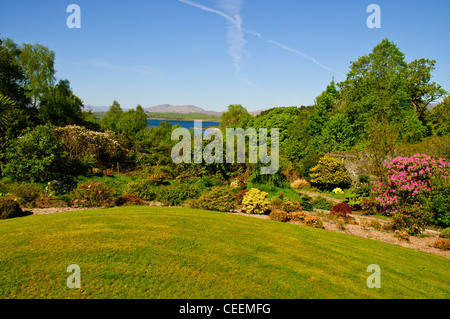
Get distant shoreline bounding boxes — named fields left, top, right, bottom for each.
left=94, top=111, right=221, bottom=122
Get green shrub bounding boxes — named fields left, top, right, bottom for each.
left=147, top=172, right=167, bottom=186
left=428, top=177, right=450, bottom=228
left=125, top=179, right=159, bottom=201
left=158, top=184, right=200, bottom=206
left=299, top=194, right=314, bottom=211
left=45, top=175, right=78, bottom=196
left=195, top=187, right=237, bottom=212
left=270, top=197, right=284, bottom=211
left=309, top=156, right=351, bottom=190
left=2, top=124, right=65, bottom=182
left=312, top=196, right=333, bottom=211
left=73, top=182, right=117, bottom=208
left=7, top=182, right=43, bottom=207
left=439, top=228, right=450, bottom=239
left=242, top=188, right=271, bottom=214
left=0, top=197, right=24, bottom=219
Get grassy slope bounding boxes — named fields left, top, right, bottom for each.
left=0, top=207, right=448, bottom=299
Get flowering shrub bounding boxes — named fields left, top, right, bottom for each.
left=332, top=187, right=344, bottom=194
left=73, top=182, right=116, bottom=207
left=242, top=188, right=271, bottom=214
left=54, top=125, right=126, bottom=171
left=373, top=154, right=450, bottom=214
left=391, top=204, right=432, bottom=235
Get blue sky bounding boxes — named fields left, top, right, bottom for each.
left=1, top=0, right=449, bottom=112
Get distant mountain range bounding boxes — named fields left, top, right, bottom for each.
left=86, top=103, right=267, bottom=116
left=143, top=104, right=223, bottom=116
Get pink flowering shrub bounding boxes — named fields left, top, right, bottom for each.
left=373, top=154, right=450, bottom=213
left=373, top=154, right=450, bottom=232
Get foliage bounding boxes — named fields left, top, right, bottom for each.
left=157, top=184, right=201, bottom=206
left=280, top=201, right=302, bottom=213
left=360, top=198, right=379, bottom=215
left=309, top=156, right=351, bottom=190
left=269, top=210, right=291, bottom=223
left=0, top=197, right=24, bottom=219
left=7, top=182, right=43, bottom=207
left=73, top=181, right=117, bottom=208
left=303, top=215, right=323, bottom=228
left=337, top=39, right=445, bottom=144
left=433, top=239, right=450, bottom=251
left=428, top=95, right=450, bottom=136
left=299, top=194, right=314, bottom=211
left=18, top=42, right=56, bottom=107
left=290, top=179, right=311, bottom=189
left=125, top=179, right=159, bottom=201
left=330, top=203, right=353, bottom=218
left=391, top=204, right=433, bottom=235
left=372, top=154, right=450, bottom=216
left=394, top=230, right=410, bottom=242
left=194, top=187, right=238, bottom=212
left=311, top=196, right=334, bottom=211
left=39, top=79, right=84, bottom=126
left=54, top=125, right=127, bottom=171
left=332, top=188, right=344, bottom=194
left=220, top=104, right=252, bottom=129
left=2, top=124, right=65, bottom=182
left=115, top=193, right=145, bottom=207
left=439, top=228, right=450, bottom=239
left=45, top=175, right=78, bottom=196
left=242, top=188, right=271, bottom=214
left=427, top=176, right=450, bottom=228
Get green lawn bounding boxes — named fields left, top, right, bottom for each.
left=0, top=206, right=448, bottom=299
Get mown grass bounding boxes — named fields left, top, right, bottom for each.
left=0, top=206, right=448, bottom=299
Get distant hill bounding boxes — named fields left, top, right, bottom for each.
left=144, top=104, right=222, bottom=116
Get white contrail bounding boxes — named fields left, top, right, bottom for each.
left=179, top=0, right=246, bottom=74
left=266, top=40, right=346, bottom=78
left=178, top=0, right=345, bottom=78
left=179, top=0, right=238, bottom=25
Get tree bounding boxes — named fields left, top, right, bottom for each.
left=116, top=104, right=148, bottom=136
left=0, top=94, right=16, bottom=131
left=18, top=43, right=56, bottom=107
left=405, top=59, right=446, bottom=124
left=99, top=100, right=123, bottom=132
left=0, top=38, right=29, bottom=107
left=39, top=79, right=84, bottom=126
left=220, top=104, right=252, bottom=129
left=428, top=95, right=450, bottom=136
